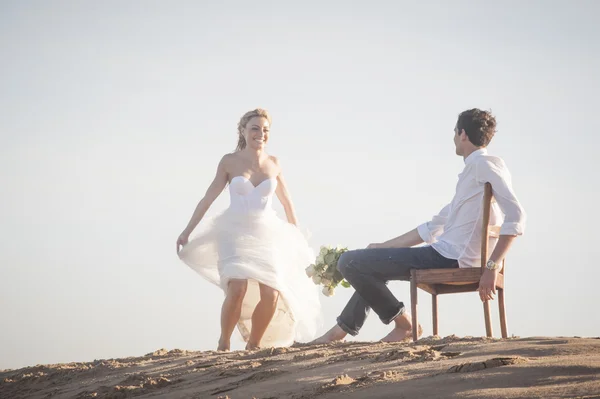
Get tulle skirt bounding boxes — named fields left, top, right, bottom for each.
left=178, top=208, right=322, bottom=347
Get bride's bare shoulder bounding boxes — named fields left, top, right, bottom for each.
left=221, top=152, right=240, bottom=163
left=268, top=154, right=280, bottom=165
left=268, top=154, right=283, bottom=171
left=216, top=153, right=241, bottom=174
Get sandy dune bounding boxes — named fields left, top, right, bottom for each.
left=1, top=336, right=599, bottom=398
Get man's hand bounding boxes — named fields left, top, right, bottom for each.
left=478, top=268, right=499, bottom=302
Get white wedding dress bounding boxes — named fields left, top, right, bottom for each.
left=178, top=176, right=322, bottom=347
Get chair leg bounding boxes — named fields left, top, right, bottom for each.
left=483, top=300, right=493, bottom=337
left=432, top=294, right=438, bottom=336
left=410, top=273, right=418, bottom=342
left=498, top=288, right=508, bottom=338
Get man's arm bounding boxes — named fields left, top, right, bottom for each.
left=368, top=228, right=423, bottom=249
left=368, top=203, right=451, bottom=249
left=476, top=158, right=526, bottom=302
left=477, top=158, right=526, bottom=236
left=478, top=234, right=516, bottom=301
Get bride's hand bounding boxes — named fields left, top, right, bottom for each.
left=367, top=243, right=383, bottom=249
left=176, top=232, right=189, bottom=254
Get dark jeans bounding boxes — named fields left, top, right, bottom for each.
left=336, top=245, right=458, bottom=336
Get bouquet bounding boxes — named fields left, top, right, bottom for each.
left=305, top=245, right=352, bottom=296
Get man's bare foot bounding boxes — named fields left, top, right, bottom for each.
left=245, top=341, right=260, bottom=350
left=380, top=323, right=423, bottom=342
left=309, top=325, right=348, bottom=345
left=380, top=312, right=423, bottom=343
left=217, top=338, right=230, bottom=351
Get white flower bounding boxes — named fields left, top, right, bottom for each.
left=305, top=264, right=316, bottom=278
left=336, top=245, right=345, bottom=251
left=322, top=286, right=335, bottom=297
left=316, top=253, right=325, bottom=265
left=321, top=278, right=332, bottom=286
left=312, top=275, right=322, bottom=284
left=319, top=246, right=329, bottom=256
left=324, top=253, right=336, bottom=265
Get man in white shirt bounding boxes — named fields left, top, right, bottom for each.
left=312, top=108, right=526, bottom=343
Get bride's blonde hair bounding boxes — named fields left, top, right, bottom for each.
left=236, top=108, right=272, bottom=151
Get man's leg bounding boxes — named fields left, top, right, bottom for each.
left=340, top=245, right=458, bottom=341
left=312, top=245, right=457, bottom=343
left=311, top=290, right=370, bottom=344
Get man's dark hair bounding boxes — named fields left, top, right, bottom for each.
left=456, top=109, right=497, bottom=147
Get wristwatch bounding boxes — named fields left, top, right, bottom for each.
left=486, top=259, right=500, bottom=270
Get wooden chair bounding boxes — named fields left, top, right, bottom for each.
left=409, top=182, right=507, bottom=341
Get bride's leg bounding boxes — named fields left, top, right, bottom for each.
left=218, top=279, right=248, bottom=351
left=246, top=284, right=279, bottom=350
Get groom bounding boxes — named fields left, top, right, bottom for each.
left=313, top=108, right=526, bottom=343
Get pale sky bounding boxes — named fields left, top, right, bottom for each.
left=1, top=1, right=599, bottom=370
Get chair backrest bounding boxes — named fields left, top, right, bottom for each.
left=480, top=182, right=493, bottom=274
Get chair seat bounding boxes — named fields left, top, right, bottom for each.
left=414, top=267, right=504, bottom=295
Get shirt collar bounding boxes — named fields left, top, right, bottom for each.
left=464, top=148, right=487, bottom=165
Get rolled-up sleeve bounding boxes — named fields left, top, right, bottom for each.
left=417, top=203, right=451, bottom=244
left=476, top=158, right=526, bottom=236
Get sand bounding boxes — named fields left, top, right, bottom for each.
left=1, top=336, right=599, bottom=399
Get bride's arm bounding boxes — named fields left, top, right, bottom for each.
left=178, top=155, right=230, bottom=243
left=273, top=159, right=298, bottom=226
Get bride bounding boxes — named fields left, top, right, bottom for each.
left=176, top=108, right=321, bottom=351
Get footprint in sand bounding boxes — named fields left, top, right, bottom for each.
left=447, top=356, right=529, bottom=373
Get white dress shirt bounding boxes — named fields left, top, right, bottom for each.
left=417, top=148, right=526, bottom=268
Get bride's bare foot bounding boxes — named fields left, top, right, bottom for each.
left=217, top=338, right=230, bottom=351
left=380, top=312, right=423, bottom=343
left=309, top=325, right=348, bottom=345
left=245, top=341, right=260, bottom=350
